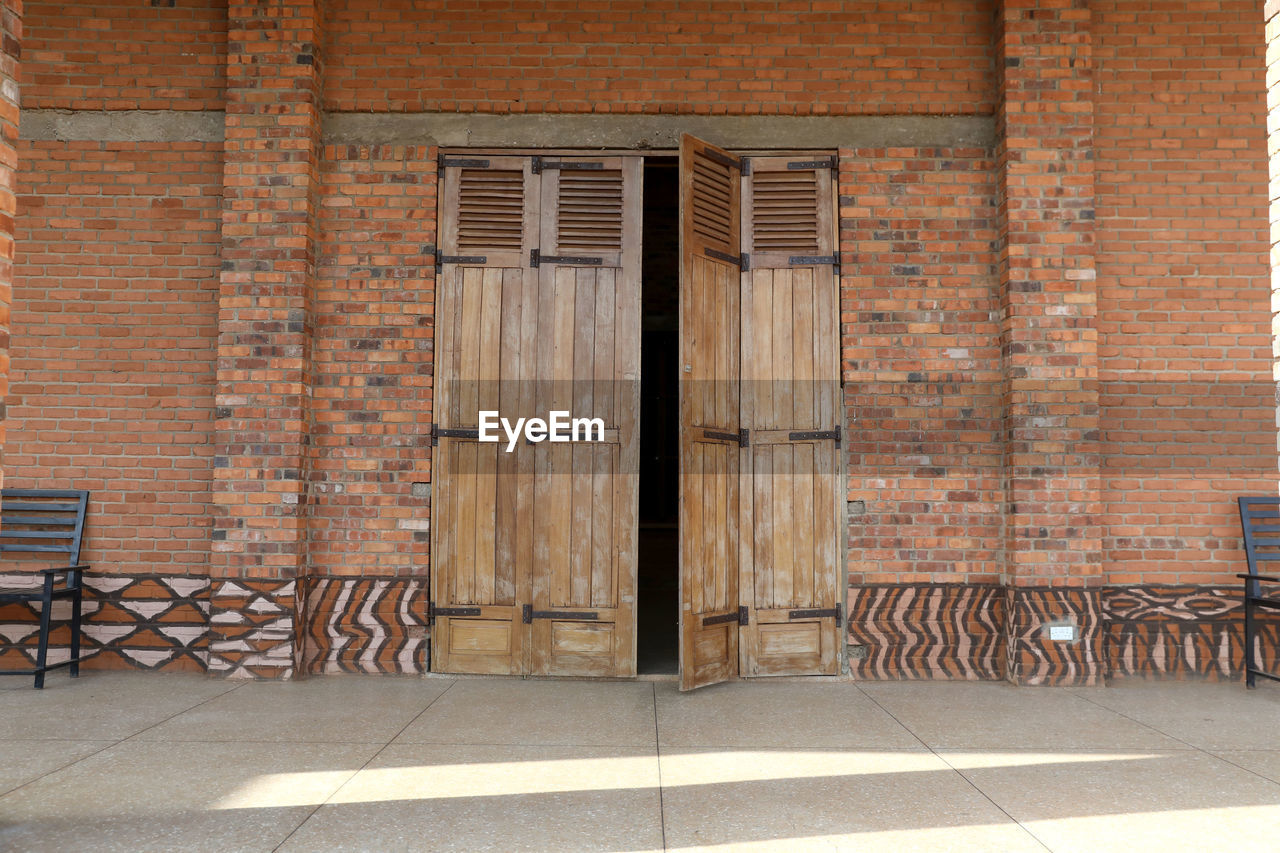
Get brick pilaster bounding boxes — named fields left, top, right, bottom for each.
left=209, top=0, right=323, bottom=678
left=0, top=1, right=17, bottom=497
left=1269, top=0, right=1280, bottom=432
left=996, top=0, right=1103, bottom=685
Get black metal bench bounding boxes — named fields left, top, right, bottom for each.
left=1238, top=495, right=1280, bottom=688
left=0, top=489, right=90, bottom=688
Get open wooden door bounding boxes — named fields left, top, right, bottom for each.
left=431, top=156, right=539, bottom=675
left=529, top=156, right=642, bottom=677
left=678, top=135, right=746, bottom=690
left=738, top=155, right=842, bottom=676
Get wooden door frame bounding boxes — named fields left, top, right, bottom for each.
left=430, top=147, right=849, bottom=679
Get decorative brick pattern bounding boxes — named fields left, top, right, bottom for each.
left=324, top=1, right=996, bottom=116
left=1103, top=585, right=1280, bottom=681
left=0, top=573, right=210, bottom=671
left=23, top=0, right=226, bottom=110
left=1004, top=587, right=1105, bottom=686
left=311, top=144, right=436, bottom=578
left=846, top=584, right=1005, bottom=680
left=301, top=577, right=428, bottom=674
left=207, top=579, right=296, bottom=679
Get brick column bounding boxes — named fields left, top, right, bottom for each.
left=1269, top=0, right=1280, bottom=463
left=996, top=0, right=1103, bottom=685
left=0, top=1, right=17, bottom=496
left=209, top=0, right=322, bottom=678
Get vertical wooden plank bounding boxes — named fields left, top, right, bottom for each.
left=458, top=268, right=483, bottom=425
left=754, top=445, right=773, bottom=607
left=570, top=268, right=596, bottom=607
left=771, top=268, right=793, bottom=431
left=793, top=267, right=815, bottom=429
left=456, top=441, right=478, bottom=604
left=794, top=442, right=815, bottom=607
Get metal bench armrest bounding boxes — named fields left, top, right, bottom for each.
left=1238, top=573, right=1280, bottom=584
left=37, top=565, right=89, bottom=575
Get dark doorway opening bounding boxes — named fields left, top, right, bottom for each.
left=638, top=157, right=680, bottom=675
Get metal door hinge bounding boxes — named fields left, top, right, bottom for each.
left=702, top=247, right=747, bottom=270
left=531, top=249, right=603, bottom=268
left=702, top=607, right=747, bottom=627
left=788, top=255, right=837, bottom=269
left=431, top=425, right=481, bottom=446
left=522, top=605, right=599, bottom=623
left=439, top=156, right=491, bottom=169
left=532, top=157, right=605, bottom=174
left=704, top=148, right=745, bottom=172
left=787, top=603, right=842, bottom=622
left=787, top=157, right=837, bottom=171
left=702, top=428, right=749, bottom=447
left=739, top=605, right=749, bottom=625
left=788, top=427, right=840, bottom=446
left=440, top=255, right=487, bottom=265
left=430, top=603, right=482, bottom=622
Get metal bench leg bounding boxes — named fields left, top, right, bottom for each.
left=1245, top=598, right=1256, bottom=689
left=34, top=575, right=54, bottom=690
left=70, top=586, right=83, bottom=678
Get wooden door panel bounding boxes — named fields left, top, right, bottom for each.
left=679, top=134, right=745, bottom=690
left=432, top=155, right=538, bottom=676
left=738, top=156, right=842, bottom=678
left=529, top=158, right=641, bottom=678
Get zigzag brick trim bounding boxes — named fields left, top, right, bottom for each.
left=301, top=577, right=428, bottom=674
left=0, top=574, right=210, bottom=672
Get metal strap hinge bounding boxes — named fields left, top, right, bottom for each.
left=523, top=605, right=599, bottom=623
left=788, top=255, right=838, bottom=270
left=702, top=428, right=749, bottom=447
left=702, top=607, right=748, bottom=627
left=787, top=157, right=837, bottom=171
left=432, top=425, right=480, bottom=446
left=532, top=157, right=605, bottom=174
left=440, top=255, right=487, bottom=265
left=702, top=247, right=748, bottom=271
left=787, top=603, right=842, bottom=622
left=430, top=604, right=482, bottom=621
left=439, top=156, right=491, bottom=169
left=703, top=148, right=745, bottom=172
left=787, top=426, right=840, bottom=446
left=531, top=249, right=604, bottom=268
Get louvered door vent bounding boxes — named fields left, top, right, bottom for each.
left=557, top=169, right=623, bottom=252
left=751, top=170, right=820, bottom=253
left=691, top=152, right=734, bottom=251
left=457, top=169, right=524, bottom=252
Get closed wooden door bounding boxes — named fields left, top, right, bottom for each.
left=529, top=156, right=642, bottom=677
left=678, top=134, right=746, bottom=690
left=432, top=156, right=539, bottom=675
left=432, top=153, right=642, bottom=677
left=738, top=156, right=842, bottom=677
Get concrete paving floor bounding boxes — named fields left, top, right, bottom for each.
left=3, top=673, right=1280, bottom=852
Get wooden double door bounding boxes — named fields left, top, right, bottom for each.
left=431, top=137, right=842, bottom=687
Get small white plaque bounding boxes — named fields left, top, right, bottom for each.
left=1048, top=625, right=1076, bottom=642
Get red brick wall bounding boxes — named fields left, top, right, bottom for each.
left=323, top=0, right=995, bottom=115
left=1094, top=0, right=1277, bottom=586
left=311, top=144, right=436, bottom=578
left=22, top=0, right=226, bottom=110
left=839, top=146, right=1003, bottom=586
left=9, top=141, right=222, bottom=574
